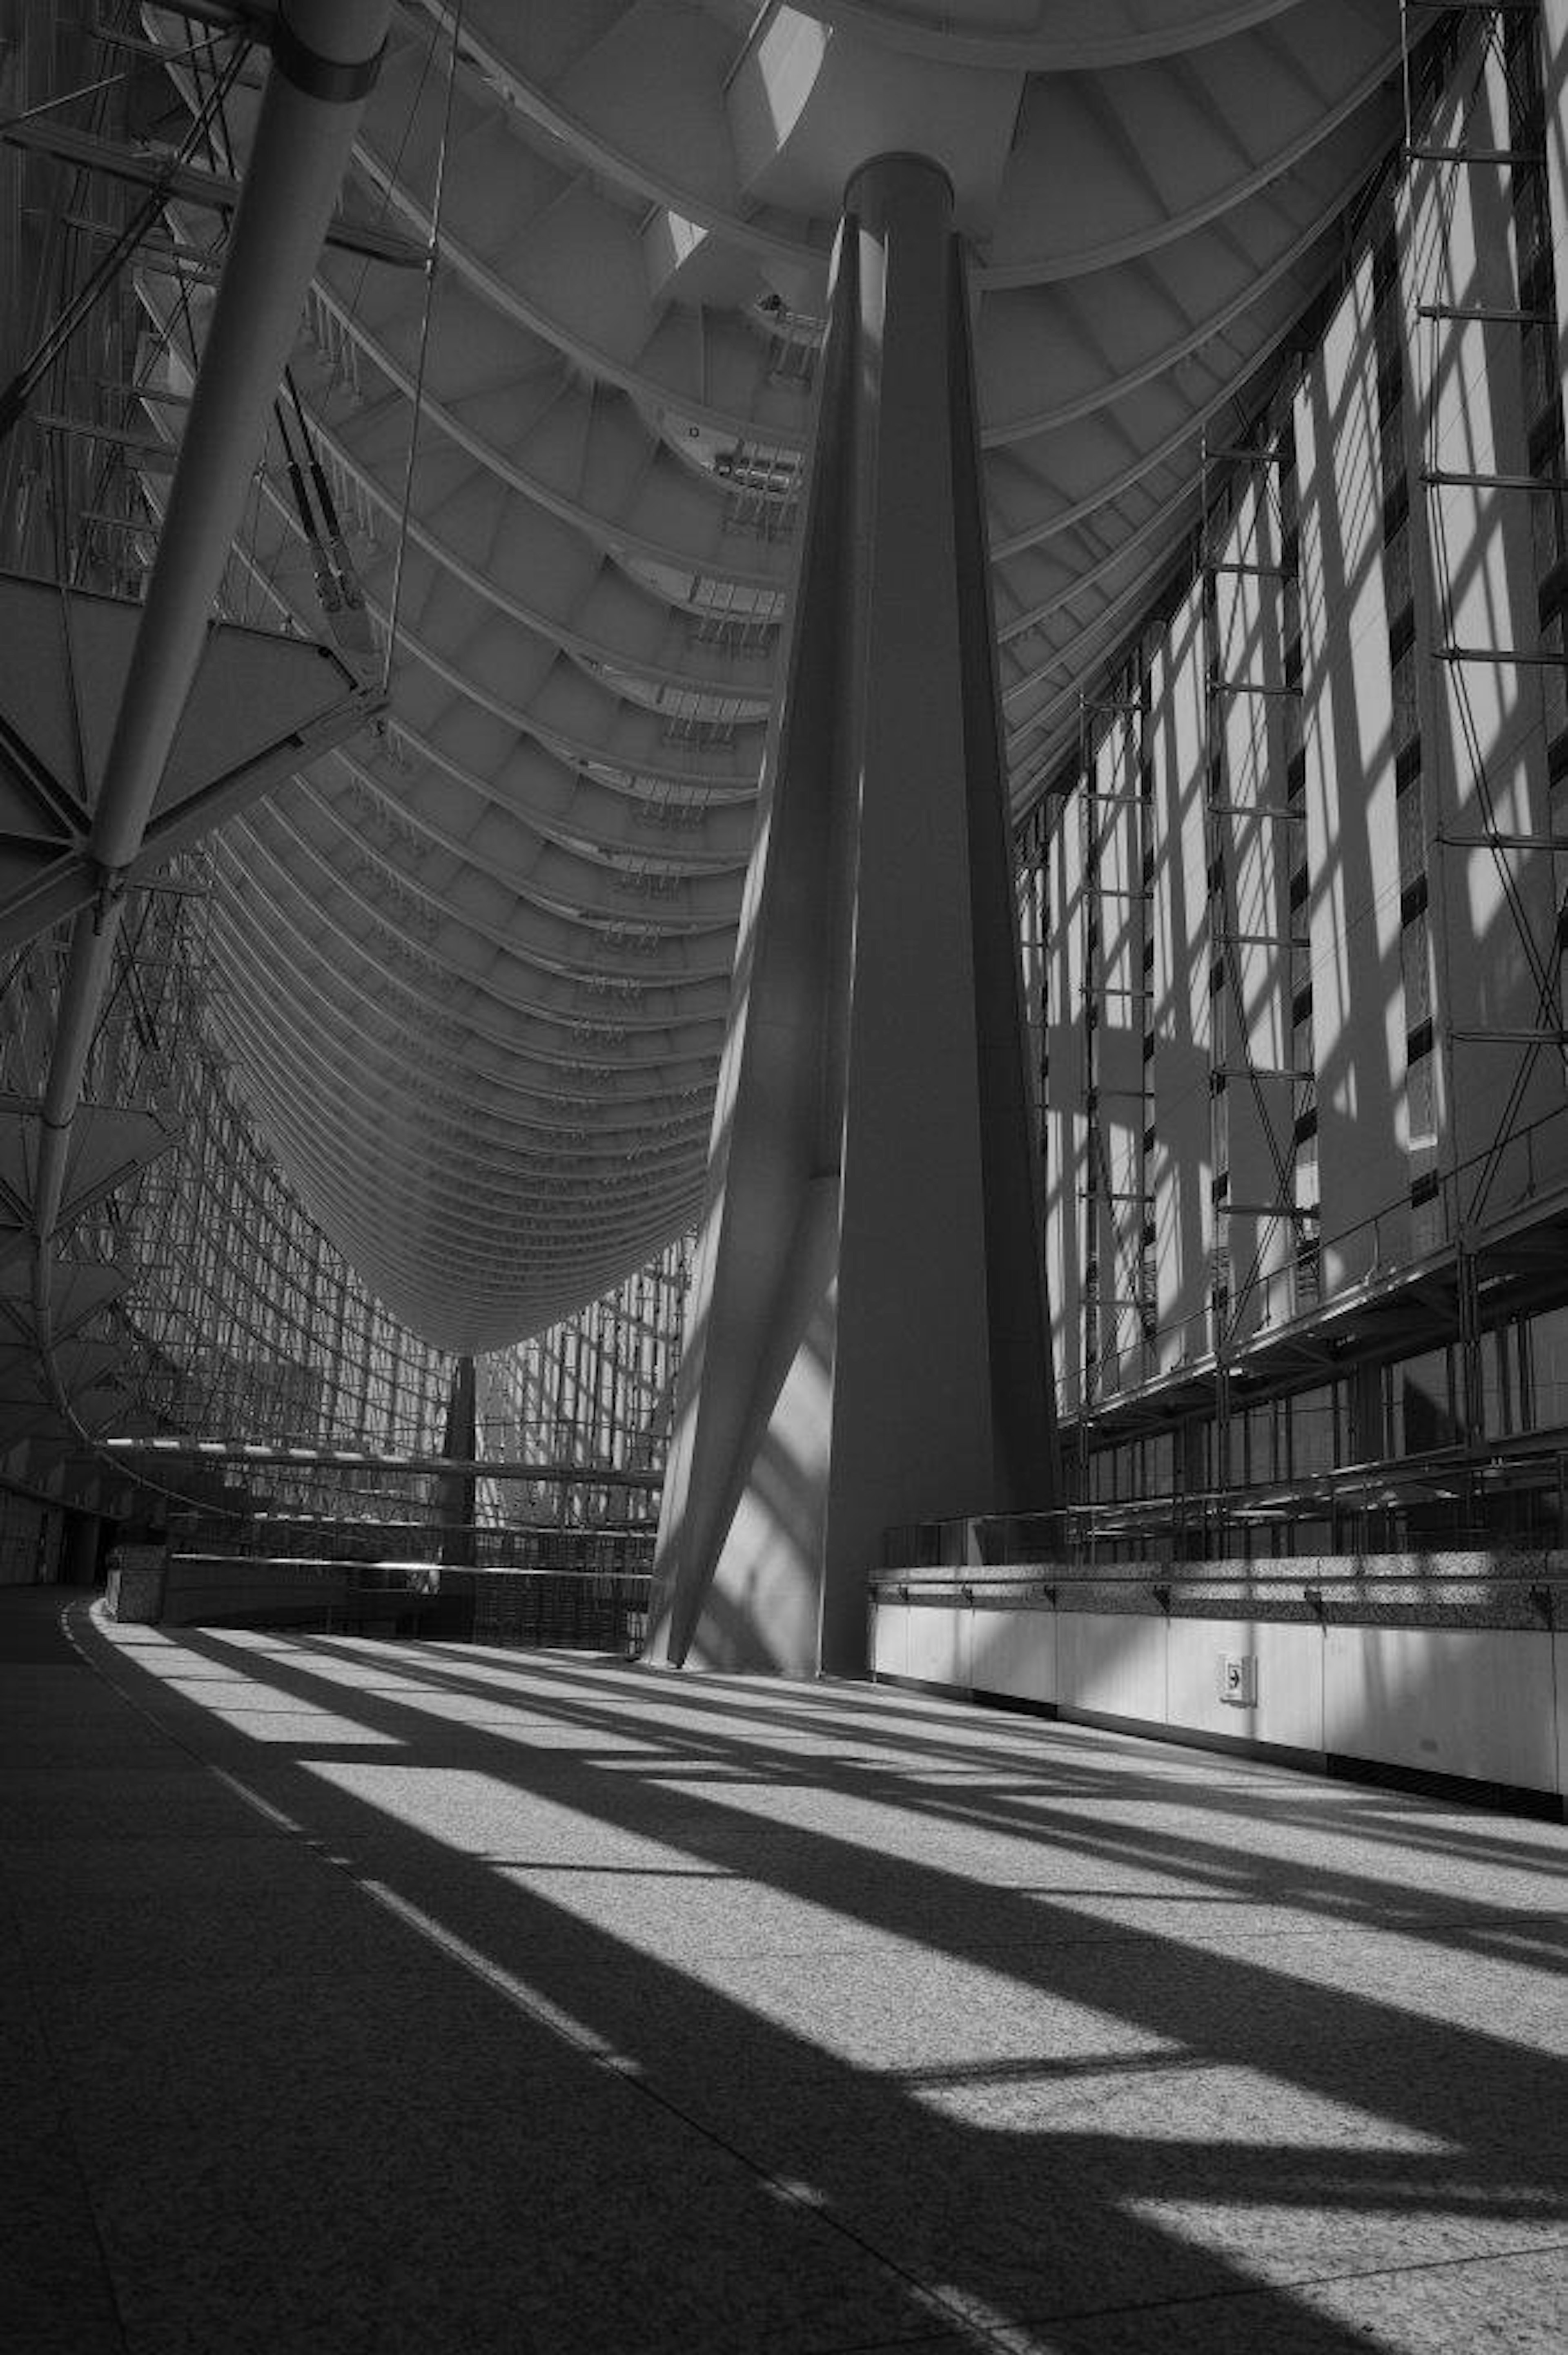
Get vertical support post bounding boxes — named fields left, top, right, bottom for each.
left=648, top=152, right=1059, bottom=1679
left=437, top=1354, right=477, bottom=1567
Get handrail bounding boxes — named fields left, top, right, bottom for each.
left=892, top=1428, right=1568, bottom=1570
left=872, top=1568, right=1568, bottom=1595
left=167, top=1552, right=653, bottom=1584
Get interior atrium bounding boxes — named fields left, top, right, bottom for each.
left=4, top=5, right=1568, bottom=2349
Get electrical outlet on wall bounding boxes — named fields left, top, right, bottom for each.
left=1218, top=1652, right=1257, bottom=1707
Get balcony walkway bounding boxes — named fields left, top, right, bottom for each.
left=5, top=1581, right=1568, bottom=2355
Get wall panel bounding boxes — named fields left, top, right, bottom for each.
left=1149, top=588, right=1212, bottom=1373
left=1323, top=1623, right=1559, bottom=1792
left=1058, top=1610, right=1167, bottom=1724
left=1042, top=787, right=1088, bottom=1414
left=1213, top=478, right=1297, bottom=1339
left=1296, top=254, right=1412, bottom=1291
left=878, top=1603, right=1564, bottom=1805
left=1405, top=52, right=1564, bottom=1214
left=1087, top=709, right=1149, bottom=1396
left=1029, top=30, right=1568, bottom=1446
left=971, top=1604, right=1056, bottom=1704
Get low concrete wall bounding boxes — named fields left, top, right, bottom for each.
left=104, top=1552, right=165, bottom=1624
left=871, top=1562, right=1568, bottom=1811
left=157, top=1557, right=354, bottom=1628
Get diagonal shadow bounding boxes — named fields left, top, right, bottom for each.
left=102, top=1619, right=1568, bottom=2351
left=325, top=1638, right=1568, bottom=1983
left=487, top=1648, right=1568, bottom=1887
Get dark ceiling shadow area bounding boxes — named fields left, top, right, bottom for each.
left=104, top=1621, right=1568, bottom=2353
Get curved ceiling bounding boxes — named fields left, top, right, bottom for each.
left=140, top=0, right=1404, bottom=1351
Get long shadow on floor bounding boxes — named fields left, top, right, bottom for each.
left=309, top=1635, right=1568, bottom=1982
left=365, top=1635, right=1568, bottom=1907
left=83, top=1618, right=1568, bottom=2353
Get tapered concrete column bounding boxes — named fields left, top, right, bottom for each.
left=649, top=154, right=1059, bottom=1678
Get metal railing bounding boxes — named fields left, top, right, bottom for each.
left=869, top=1555, right=1568, bottom=1630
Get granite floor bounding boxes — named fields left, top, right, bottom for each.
left=4, top=1583, right=1568, bottom=2355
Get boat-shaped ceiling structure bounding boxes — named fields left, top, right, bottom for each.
left=139, top=0, right=1406, bottom=1351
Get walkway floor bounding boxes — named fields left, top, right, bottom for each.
left=4, top=1583, right=1568, bottom=2354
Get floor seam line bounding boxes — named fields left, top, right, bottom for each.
left=2, top=1608, right=148, bottom=2355
left=1014, top=2228, right=1568, bottom=2331
left=62, top=1610, right=1568, bottom=2355
left=69, top=1609, right=1014, bottom=2354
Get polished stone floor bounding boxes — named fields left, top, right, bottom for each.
left=4, top=1580, right=1568, bottom=2354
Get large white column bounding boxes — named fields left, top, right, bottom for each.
left=648, top=154, right=1059, bottom=1679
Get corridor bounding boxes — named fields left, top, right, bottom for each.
left=5, top=1586, right=1568, bottom=2353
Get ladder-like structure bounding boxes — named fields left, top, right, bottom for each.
left=1400, top=0, right=1568, bottom=1468
left=1075, top=685, right=1156, bottom=1430
left=1198, top=431, right=1312, bottom=1545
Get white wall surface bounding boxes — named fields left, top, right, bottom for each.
left=875, top=1602, right=1566, bottom=1800
left=903, top=1599, right=972, bottom=1690
left=1149, top=587, right=1212, bottom=1375
left=1296, top=254, right=1412, bottom=1290
left=1038, top=31, right=1568, bottom=1398
left=970, top=1604, right=1056, bottom=1703
left=871, top=1599, right=908, bottom=1680
left=1088, top=714, right=1150, bottom=1392
left=1405, top=54, right=1563, bottom=1204
left=1058, top=1609, right=1167, bottom=1723
left=1165, top=1617, right=1326, bottom=1754
left=1041, top=807, right=1087, bottom=1416
left=1213, top=478, right=1298, bottom=1342
left=1323, top=1622, right=1559, bottom=1792
left=1544, top=1, right=1568, bottom=421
